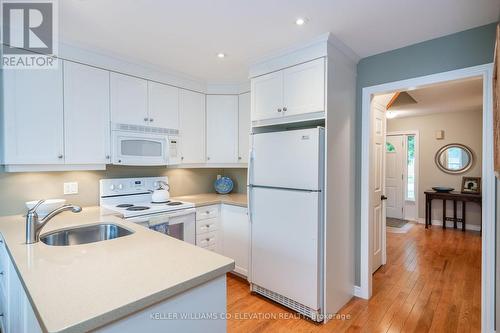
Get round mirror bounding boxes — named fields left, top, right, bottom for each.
left=435, top=144, right=474, bottom=174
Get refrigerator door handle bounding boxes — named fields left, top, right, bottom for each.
left=248, top=148, right=255, bottom=223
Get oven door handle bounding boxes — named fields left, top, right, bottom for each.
left=163, top=208, right=196, bottom=219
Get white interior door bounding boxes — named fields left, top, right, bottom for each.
left=250, top=187, right=321, bottom=310
left=370, top=101, right=386, bottom=274
left=386, top=135, right=404, bottom=219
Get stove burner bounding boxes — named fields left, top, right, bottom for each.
left=167, top=202, right=183, bottom=206
left=151, top=201, right=170, bottom=204
left=126, top=206, right=150, bottom=211
left=116, top=204, right=134, bottom=208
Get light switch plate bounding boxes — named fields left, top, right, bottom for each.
left=64, top=182, right=78, bottom=195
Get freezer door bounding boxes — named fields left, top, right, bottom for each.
left=250, top=128, right=323, bottom=190
left=250, top=186, right=321, bottom=310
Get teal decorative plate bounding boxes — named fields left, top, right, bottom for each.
left=214, top=177, right=234, bottom=194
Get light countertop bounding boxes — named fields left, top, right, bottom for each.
left=173, top=193, right=247, bottom=208
left=0, top=207, right=234, bottom=333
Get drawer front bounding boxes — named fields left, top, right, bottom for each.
left=196, top=205, right=219, bottom=220
left=196, top=231, right=217, bottom=248
left=196, top=218, right=218, bottom=235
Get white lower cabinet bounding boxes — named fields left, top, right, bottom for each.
left=0, top=238, right=41, bottom=333
left=220, top=205, right=249, bottom=277
left=195, top=204, right=249, bottom=277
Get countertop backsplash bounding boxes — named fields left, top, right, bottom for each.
left=0, top=166, right=247, bottom=216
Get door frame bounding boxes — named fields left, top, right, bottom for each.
left=386, top=130, right=420, bottom=222
left=359, top=64, right=495, bottom=332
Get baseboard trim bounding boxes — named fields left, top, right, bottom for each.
left=417, top=218, right=481, bottom=231
left=353, top=285, right=363, bottom=298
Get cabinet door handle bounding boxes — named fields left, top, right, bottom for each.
left=144, top=117, right=149, bottom=122
left=149, top=118, right=154, bottom=122
left=207, top=157, right=210, bottom=161
left=238, top=156, right=242, bottom=160
left=283, top=107, right=287, bottom=112
left=277, top=108, right=282, bottom=112
left=105, top=155, right=110, bottom=159
left=58, top=154, right=63, bottom=159
left=181, top=156, right=184, bottom=160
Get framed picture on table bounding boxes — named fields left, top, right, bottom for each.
left=461, top=177, right=481, bottom=194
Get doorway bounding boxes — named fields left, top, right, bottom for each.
left=386, top=132, right=419, bottom=223
left=359, top=64, right=495, bottom=331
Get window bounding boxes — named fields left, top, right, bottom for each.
left=446, top=147, right=463, bottom=170
left=406, top=135, right=415, bottom=201
left=386, top=142, right=396, bottom=153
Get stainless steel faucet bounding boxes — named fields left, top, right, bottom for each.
left=26, top=200, right=82, bottom=244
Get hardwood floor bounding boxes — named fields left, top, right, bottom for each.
left=227, top=224, right=481, bottom=332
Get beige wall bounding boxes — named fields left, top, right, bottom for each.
left=0, top=166, right=247, bottom=216
left=387, top=110, right=483, bottom=226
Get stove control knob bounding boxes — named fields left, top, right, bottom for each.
left=117, top=184, right=124, bottom=190
left=110, top=184, right=116, bottom=191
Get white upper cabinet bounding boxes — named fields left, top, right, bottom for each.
left=147, top=82, right=179, bottom=129
left=206, top=95, right=238, bottom=164
left=238, top=92, right=251, bottom=163
left=250, top=58, right=325, bottom=123
left=63, top=61, right=111, bottom=165
left=110, top=73, right=148, bottom=126
left=282, top=58, right=325, bottom=117
left=3, top=60, right=64, bottom=164
left=251, top=71, right=283, bottom=122
left=179, top=90, right=206, bottom=164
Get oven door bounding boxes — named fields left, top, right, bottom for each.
left=144, top=209, right=196, bottom=245
left=112, top=130, right=168, bottom=166
left=167, top=210, right=196, bottom=245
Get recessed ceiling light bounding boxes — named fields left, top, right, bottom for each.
left=217, top=53, right=226, bottom=59
left=295, top=18, right=307, bottom=26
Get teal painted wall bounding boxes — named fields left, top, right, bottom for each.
left=355, top=23, right=497, bottom=285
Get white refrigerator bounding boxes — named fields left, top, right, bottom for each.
left=248, top=127, right=325, bottom=320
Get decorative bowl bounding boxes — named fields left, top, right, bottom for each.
left=214, top=177, right=234, bottom=194
left=432, top=187, right=454, bottom=193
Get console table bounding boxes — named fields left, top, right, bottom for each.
left=424, top=191, right=482, bottom=231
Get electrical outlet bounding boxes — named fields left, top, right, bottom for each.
left=217, top=174, right=221, bottom=180
left=63, top=182, right=78, bottom=195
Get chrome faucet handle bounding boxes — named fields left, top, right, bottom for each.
left=28, top=200, right=45, bottom=213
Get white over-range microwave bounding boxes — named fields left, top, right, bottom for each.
left=111, top=123, right=180, bottom=166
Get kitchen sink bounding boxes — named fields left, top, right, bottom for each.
left=40, top=223, right=134, bottom=246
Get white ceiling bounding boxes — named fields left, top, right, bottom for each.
left=60, top=0, right=500, bottom=83
left=377, top=77, right=483, bottom=118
